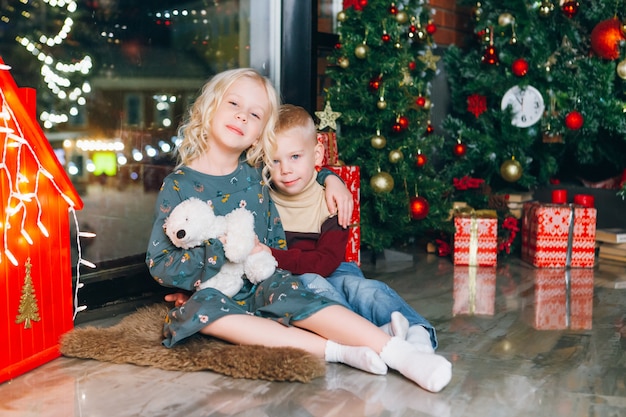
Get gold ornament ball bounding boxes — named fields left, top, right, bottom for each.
left=388, top=149, right=404, bottom=164
left=337, top=10, right=347, bottom=22
left=370, top=172, right=394, bottom=193
left=539, top=2, right=554, bottom=17
left=377, top=98, right=387, bottom=110
left=473, top=7, right=483, bottom=22
left=498, top=12, right=514, bottom=26
left=617, top=59, right=626, bottom=80
left=354, top=44, right=369, bottom=59
left=338, top=56, right=350, bottom=68
left=396, top=11, right=409, bottom=24
left=371, top=134, right=387, bottom=149
left=500, top=158, right=523, bottom=182
left=423, top=97, right=432, bottom=109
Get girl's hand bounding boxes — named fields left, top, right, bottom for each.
left=164, top=292, right=190, bottom=307
left=324, top=175, right=354, bottom=228
left=251, top=236, right=272, bottom=255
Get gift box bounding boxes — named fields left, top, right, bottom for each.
left=523, top=268, right=594, bottom=330
left=453, top=210, right=498, bottom=266
left=317, top=132, right=339, bottom=166
left=521, top=202, right=596, bottom=268
left=452, top=266, right=496, bottom=316
left=327, top=165, right=360, bottom=265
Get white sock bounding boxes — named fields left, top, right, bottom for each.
left=379, top=311, right=409, bottom=338
left=379, top=337, right=452, bottom=393
left=406, top=325, right=435, bottom=354
left=391, top=311, right=410, bottom=339
left=325, top=340, right=388, bottom=375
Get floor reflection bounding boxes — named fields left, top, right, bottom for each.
left=1, top=252, right=625, bottom=417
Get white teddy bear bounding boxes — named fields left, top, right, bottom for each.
left=163, top=197, right=278, bottom=297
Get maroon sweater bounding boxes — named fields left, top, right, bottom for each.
left=271, top=216, right=348, bottom=277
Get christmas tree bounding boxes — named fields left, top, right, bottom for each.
left=16, top=258, right=41, bottom=330
left=441, top=1, right=626, bottom=192
left=325, top=0, right=454, bottom=253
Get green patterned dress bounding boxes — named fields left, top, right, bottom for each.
left=146, top=157, right=337, bottom=347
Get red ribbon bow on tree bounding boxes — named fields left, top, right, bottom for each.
left=453, top=176, right=484, bottom=190
left=343, top=0, right=366, bottom=10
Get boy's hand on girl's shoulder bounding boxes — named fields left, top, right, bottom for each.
left=324, top=175, right=354, bottom=228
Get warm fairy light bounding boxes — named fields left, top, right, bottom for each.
left=1, top=64, right=95, bottom=319
left=21, top=229, right=33, bottom=245
left=14, top=0, right=91, bottom=128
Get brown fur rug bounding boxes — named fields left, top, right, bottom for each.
left=60, top=303, right=326, bottom=383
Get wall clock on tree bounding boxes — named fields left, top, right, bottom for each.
left=500, top=85, right=545, bottom=128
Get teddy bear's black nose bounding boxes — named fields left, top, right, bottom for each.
left=176, top=230, right=186, bottom=239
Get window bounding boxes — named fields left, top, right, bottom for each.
left=1, top=0, right=280, bottom=273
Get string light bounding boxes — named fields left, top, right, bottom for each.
left=13, top=0, right=92, bottom=128
left=1, top=64, right=95, bottom=319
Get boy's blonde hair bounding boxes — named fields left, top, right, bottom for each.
left=175, top=68, right=280, bottom=171
left=275, top=104, right=317, bottom=140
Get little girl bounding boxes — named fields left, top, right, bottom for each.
left=146, top=68, right=452, bottom=392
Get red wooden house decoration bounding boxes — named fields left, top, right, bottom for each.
left=0, top=57, right=84, bottom=383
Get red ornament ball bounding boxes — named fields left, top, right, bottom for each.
left=425, top=123, right=434, bottom=135
left=561, top=1, right=579, bottom=18
left=410, top=196, right=430, bottom=220
left=389, top=4, right=397, bottom=14
left=591, top=17, right=626, bottom=60
left=482, top=45, right=499, bottom=65
left=334, top=42, right=342, bottom=49
left=415, top=153, right=427, bottom=167
left=408, top=61, right=417, bottom=71
left=415, top=96, right=426, bottom=107
left=392, top=122, right=403, bottom=133
left=511, top=58, right=529, bottom=77
left=398, top=115, right=409, bottom=130
left=565, top=110, right=584, bottom=130
left=426, top=22, right=437, bottom=34
left=453, top=142, right=467, bottom=157
left=409, top=24, right=417, bottom=34
left=368, top=75, right=382, bottom=92
left=381, top=33, right=391, bottom=42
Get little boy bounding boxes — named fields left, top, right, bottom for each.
left=266, top=104, right=438, bottom=353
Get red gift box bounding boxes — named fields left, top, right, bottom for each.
left=521, top=202, right=596, bottom=268
left=327, top=165, right=360, bottom=265
left=452, top=266, right=496, bottom=316
left=523, top=268, right=594, bottom=330
left=317, top=132, right=339, bottom=166
left=453, top=212, right=498, bottom=266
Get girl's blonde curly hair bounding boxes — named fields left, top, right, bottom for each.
left=175, top=68, right=280, bottom=180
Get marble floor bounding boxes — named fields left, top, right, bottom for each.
left=2, top=251, right=626, bottom=417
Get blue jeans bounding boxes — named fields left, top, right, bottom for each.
left=299, top=262, right=438, bottom=349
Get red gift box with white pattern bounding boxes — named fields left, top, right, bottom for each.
left=452, top=266, right=496, bottom=316
left=524, top=268, right=594, bottom=330
left=453, top=215, right=498, bottom=266
left=521, top=202, right=596, bottom=268
left=317, top=132, right=339, bottom=166
left=327, top=165, right=360, bottom=265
